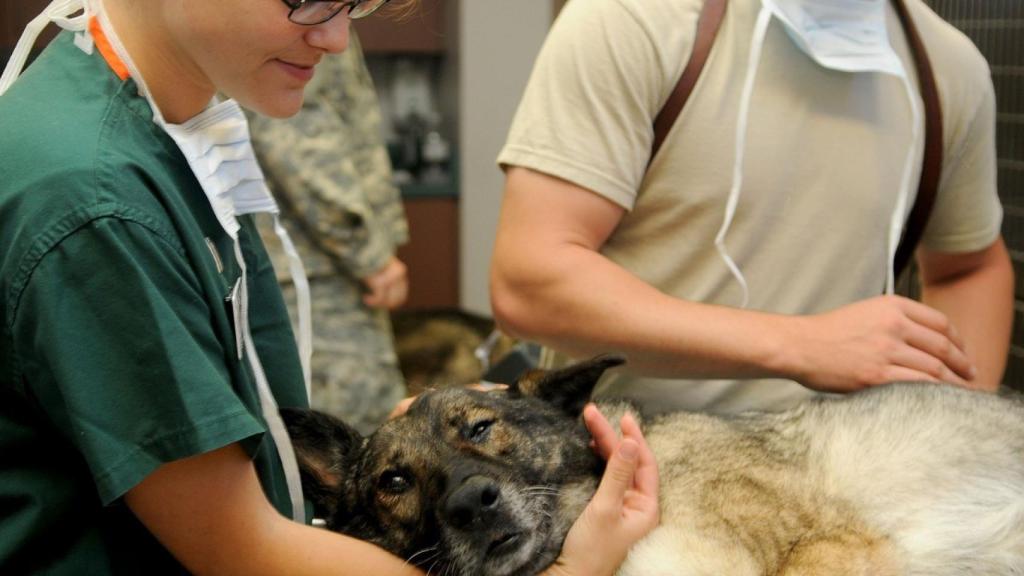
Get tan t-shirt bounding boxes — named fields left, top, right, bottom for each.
left=497, top=0, right=1002, bottom=415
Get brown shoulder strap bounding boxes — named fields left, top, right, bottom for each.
left=649, top=0, right=942, bottom=279
left=892, top=0, right=943, bottom=277
left=649, top=0, right=727, bottom=166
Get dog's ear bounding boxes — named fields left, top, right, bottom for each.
left=510, top=354, right=625, bottom=416
left=281, top=408, right=364, bottom=522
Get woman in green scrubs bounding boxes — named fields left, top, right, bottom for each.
left=0, top=0, right=658, bottom=573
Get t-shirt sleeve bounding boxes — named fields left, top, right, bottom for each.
left=920, top=62, right=1003, bottom=253
left=497, top=0, right=690, bottom=210
left=11, top=214, right=265, bottom=505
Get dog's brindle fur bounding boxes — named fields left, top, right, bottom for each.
left=283, top=356, right=1024, bottom=576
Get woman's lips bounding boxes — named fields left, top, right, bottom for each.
left=277, top=59, right=315, bottom=82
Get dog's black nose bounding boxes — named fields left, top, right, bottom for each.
left=443, top=476, right=501, bottom=530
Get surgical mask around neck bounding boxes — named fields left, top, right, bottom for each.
left=161, top=100, right=315, bottom=401
left=1, top=0, right=311, bottom=523
left=100, top=2, right=312, bottom=392
left=764, top=0, right=905, bottom=76
left=716, top=0, right=922, bottom=307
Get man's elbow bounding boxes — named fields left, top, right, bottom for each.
left=490, top=269, right=537, bottom=341
left=489, top=236, right=578, bottom=342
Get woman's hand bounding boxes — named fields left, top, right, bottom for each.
left=544, top=404, right=660, bottom=576
left=362, top=256, right=408, bottom=310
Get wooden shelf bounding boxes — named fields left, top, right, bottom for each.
left=362, top=0, right=458, bottom=309
left=2, top=0, right=56, bottom=65
left=356, top=0, right=449, bottom=54
left=397, top=196, right=459, bottom=309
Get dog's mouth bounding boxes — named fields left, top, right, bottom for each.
left=475, top=498, right=560, bottom=576
left=486, top=531, right=523, bottom=557
left=440, top=485, right=566, bottom=576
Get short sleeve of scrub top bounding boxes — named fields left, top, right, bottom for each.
left=10, top=206, right=266, bottom=505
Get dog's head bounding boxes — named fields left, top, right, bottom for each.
left=282, top=355, right=625, bottom=576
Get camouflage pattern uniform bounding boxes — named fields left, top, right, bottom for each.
left=248, top=34, right=409, bottom=435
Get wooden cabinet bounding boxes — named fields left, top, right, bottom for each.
left=397, top=196, right=459, bottom=309
left=355, top=0, right=449, bottom=54
left=3, top=0, right=45, bottom=45
left=359, top=0, right=460, bottom=310
left=2, top=0, right=55, bottom=66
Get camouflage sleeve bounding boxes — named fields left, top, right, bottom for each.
left=249, top=33, right=408, bottom=279
left=332, top=35, right=410, bottom=248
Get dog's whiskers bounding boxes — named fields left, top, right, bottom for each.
left=406, top=544, right=440, bottom=566
left=432, top=559, right=454, bottom=576
left=524, top=490, right=560, bottom=497
left=523, top=484, right=561, bottom=497
left=412, top=552, right=442, bottom=570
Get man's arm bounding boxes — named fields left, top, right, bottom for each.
left=917, top=237, right=1014, bottom=390
left=491, top=167, right=976, bottom=391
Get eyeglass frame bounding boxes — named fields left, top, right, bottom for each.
left=281, top=0, right=391, bottom=26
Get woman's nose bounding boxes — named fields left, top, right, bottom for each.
left=305, top=14, right=351, bottom=53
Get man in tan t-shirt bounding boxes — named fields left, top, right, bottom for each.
left=492, top=0, right=1013, bottom=415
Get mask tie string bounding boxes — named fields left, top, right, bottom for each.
left=0, top=0, right=91, bottom=96
left=716, top=4, right=773, bottom=309
left=884, top=71, right=923, bottom=294
left=234, top=241, right=307, bottom=524
left=273, top=216, right=314, bottom=399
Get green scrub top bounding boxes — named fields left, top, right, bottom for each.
left=0, top=32, right=310, bottom=573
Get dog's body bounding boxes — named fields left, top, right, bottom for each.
left=284, top=357, right=1024, bottom=575
left=621, top=383, right=1024, bottom=575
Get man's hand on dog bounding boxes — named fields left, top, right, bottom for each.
left=544, top=404, right=660, bottom=576
left=783, top=295, right=984, bottom=391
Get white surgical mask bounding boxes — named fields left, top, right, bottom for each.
left=160, top=101, right=314, bottom=401
left=765, top=0, right=906, bottom=76
left=2, top=0, right=311, bottom=523
left=717, top=0, right=922, bottom=307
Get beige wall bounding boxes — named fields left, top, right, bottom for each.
left=457, top=0, right=554, bottom=315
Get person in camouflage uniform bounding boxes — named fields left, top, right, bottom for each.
left=248, top=33, right=409, bottom=435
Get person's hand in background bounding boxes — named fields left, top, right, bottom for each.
left=362, top=256, right=408, bottom=309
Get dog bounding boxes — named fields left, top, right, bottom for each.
left=282, top=355, right=1024, bottom=575
left=390, top=307, right=516, bottom=395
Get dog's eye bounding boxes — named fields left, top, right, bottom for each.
left=468, top=419, right=494, bottom=443
left=377, top=471, right=412, bottom=494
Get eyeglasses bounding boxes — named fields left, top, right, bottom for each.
left=282, top=0, right=391, bottom=26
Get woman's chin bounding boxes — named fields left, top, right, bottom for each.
left=244, top=90, right=305, bottom=119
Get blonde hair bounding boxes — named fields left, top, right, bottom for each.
left=380, top=0, right=421, bottom=21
